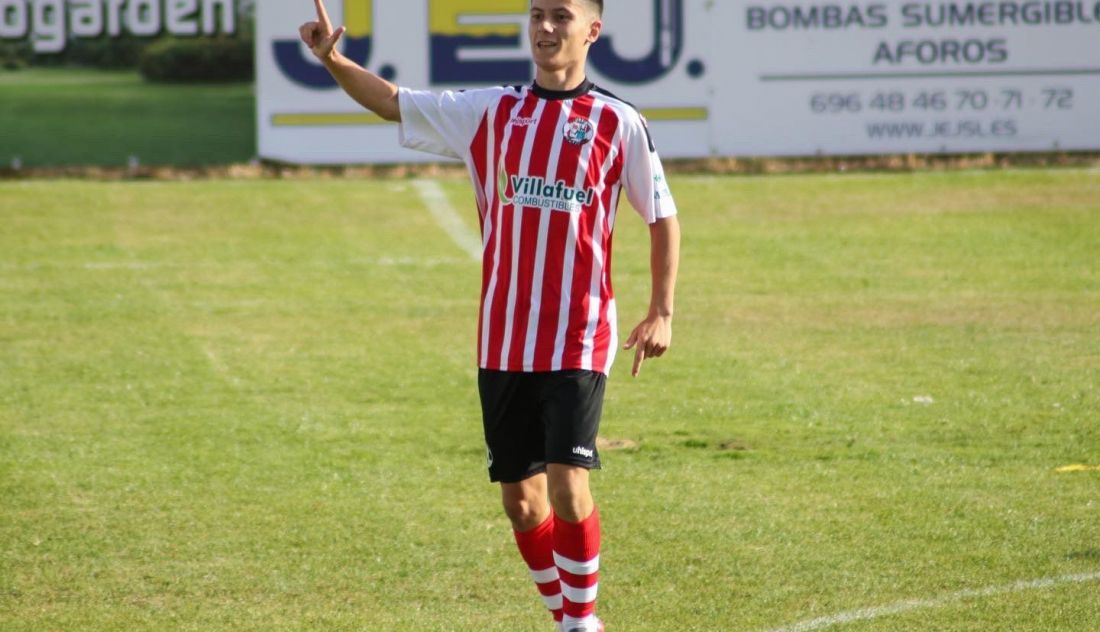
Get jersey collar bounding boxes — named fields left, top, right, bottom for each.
left=531, top=78, right=594, bottom=101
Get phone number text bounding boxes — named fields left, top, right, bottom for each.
left=810, top=88, right=1074, bottom=114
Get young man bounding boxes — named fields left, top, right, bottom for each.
left=299, top=1, right=680, bottom=630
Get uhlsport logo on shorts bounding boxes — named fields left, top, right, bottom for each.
left=562, top=117, right=595, bottom=145
left=572, top=446, right=595, bottom=459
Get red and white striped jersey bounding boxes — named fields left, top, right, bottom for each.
left=398, top=80, right=677, bottom=374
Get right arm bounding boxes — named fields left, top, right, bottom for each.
left=299, top=0, right=401, bottom=122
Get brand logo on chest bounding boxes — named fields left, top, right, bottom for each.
left=498, top=163, right=596, bottom=213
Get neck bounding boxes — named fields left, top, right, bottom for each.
left=535, top=63, right=588, bottom=92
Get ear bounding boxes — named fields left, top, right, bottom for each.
left=586, top=18, right=602, bottom=45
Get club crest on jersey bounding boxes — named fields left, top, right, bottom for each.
left=562, top=117, right=595, bottom=145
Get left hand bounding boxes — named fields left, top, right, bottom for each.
left=300, top=0, right=345, bottom=62
left=623, top=313, right=672, bottom=377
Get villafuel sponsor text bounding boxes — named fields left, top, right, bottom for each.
left=504, top=175, right=598, bottom=212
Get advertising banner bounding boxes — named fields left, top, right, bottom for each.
left=716, top=1, right=1100, bottom=155
left=256, top=1, right=1100, bottom=164
left=256, top=0, right=712, bottom=163
left=3, top=1, right=1096, bottom=165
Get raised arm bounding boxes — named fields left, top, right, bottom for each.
left=299, top=0, right=401, bottom=122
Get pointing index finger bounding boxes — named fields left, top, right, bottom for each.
left=314, top=0, right=332, bottom=28
left=632, top=345, right=646, bottom=377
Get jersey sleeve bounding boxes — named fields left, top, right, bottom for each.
left=621, top=114, right=678, bottom=224
left=397, top=87, right=504, bottom=160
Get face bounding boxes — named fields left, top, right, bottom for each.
left=529, top=0, right=602, bottom=72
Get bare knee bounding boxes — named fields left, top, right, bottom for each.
left=502, top=495, right=550, bottom=531
left=547, top=464, right=594, bottom=523
left=501, top=476, right=550, bottom=532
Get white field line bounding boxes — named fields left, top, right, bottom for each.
left=412, top=179, right=481, bottom=262
left=767, top=571, right=1100, bottom=632
left=82, top=261, right=166, bottom=270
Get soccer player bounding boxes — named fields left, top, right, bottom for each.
left=299, top=1, right=680, bottom=630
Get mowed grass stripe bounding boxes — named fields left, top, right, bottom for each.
left=1, top=171, right=1098, bottom=630
left=0, top=69, right=254, bottom=167
left=2, top=180, right=495, bottom=628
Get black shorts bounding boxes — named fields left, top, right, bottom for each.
left=478, top=369, right=605, bottom=483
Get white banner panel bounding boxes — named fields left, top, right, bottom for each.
left=718, top=1, right=1100, bottom=155
left=257, top=0, right=711, bottom=163
left=257, top=1, right=1100, bottom=163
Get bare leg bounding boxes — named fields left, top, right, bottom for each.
left=501, top=472, right=552, bottom=532
left=505, top=472, right=563, bottom=624
left=546, top=464, right=594, bottom=523
left=546, top=464, right=600, bottom=629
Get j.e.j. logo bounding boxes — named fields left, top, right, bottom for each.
left=563, top=117, right=595, bottom=145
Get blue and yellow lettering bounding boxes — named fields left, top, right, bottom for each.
left=590, top=0, right=684, bottom=84
left=430, top=0, right=530, bottom=85
left=273, top=0, right=373, bottom=88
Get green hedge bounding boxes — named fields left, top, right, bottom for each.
left=0, top=35, right=152, bottom=69
left=65, top=35, right=150, bottom=68
left=139, top=36, right=253, bottom=83
left=0, top=41, right=31, bottom=70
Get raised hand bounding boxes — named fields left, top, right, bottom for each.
left=299, top=0, right=346, bottom=61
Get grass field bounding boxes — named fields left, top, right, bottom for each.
left=1, top=170, right=1098, bottom=630
left=0, top=68, right=254, bottom=167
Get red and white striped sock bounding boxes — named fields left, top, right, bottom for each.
left=513, top=513, right=564, bottom=624
left=554, top=508, right=600, bottom=630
